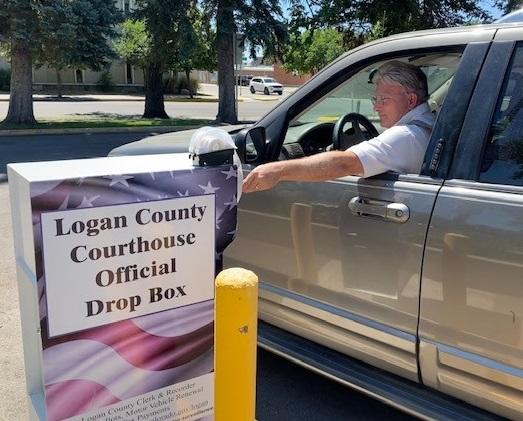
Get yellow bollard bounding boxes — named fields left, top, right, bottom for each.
left=214, top=267, right=259, bottom=421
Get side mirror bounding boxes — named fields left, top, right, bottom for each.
left=234, top=126, right=266, bottom=164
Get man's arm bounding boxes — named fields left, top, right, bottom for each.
left=242, top=150, right=364, bottom=193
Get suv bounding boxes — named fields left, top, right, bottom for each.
left=249, top=76, right=283, bottom=95
left=110, top=22, right=523, bottom=420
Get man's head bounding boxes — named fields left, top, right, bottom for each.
left=371, top=61, right=428, bottom=128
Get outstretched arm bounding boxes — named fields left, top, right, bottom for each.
left=242, top=150, right=364, bottom=193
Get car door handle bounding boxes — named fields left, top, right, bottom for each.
left=348, top=197, right=410, bottom=223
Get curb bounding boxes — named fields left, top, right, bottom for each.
left=0, top=125, right=201, bottom=137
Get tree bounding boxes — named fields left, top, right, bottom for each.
left=0, top=0, right=120, bottom=125
left=286, top=0, right=494, bottom=49
left=35, top=0, right=120, bottom=98
left=125, top=0, right=192, bottom=119
left=176, top=7, right=216, bottom=99
left=202, top=0, right=287, bottom=123
left=495, top=0, right=523, bottom=14
left=0, top=1, right=67, bottom=124
left=283, top=28, right=345, bottom=76
left=114, top=19, right=151, bottom=86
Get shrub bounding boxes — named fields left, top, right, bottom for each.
left=96, top=70, right=115, bottom=92
left=164, top=75, right=199, bottom=95
left=0, top=68, right=10, bottom=91
left=176, top=76, right=199, bottom=94
left=163, top=76, right=176, bottom=94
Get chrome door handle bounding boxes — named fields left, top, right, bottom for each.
left=348, top=197, right=410, bottom=223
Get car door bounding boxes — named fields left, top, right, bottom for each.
left=225, top=31, right=495, bottom=382
left=419, top=35, right=523, bottom=419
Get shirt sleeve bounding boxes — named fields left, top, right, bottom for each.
left=347, top=126, right=421, bottom=178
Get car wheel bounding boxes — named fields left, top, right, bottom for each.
left=250, top=86, right=255, bottom=94
left=264, top=87, right=269, bottom=95
left=278, top=91, right=283, bottom=95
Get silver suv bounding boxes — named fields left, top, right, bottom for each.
left=249, top=76, right=283, bottom=95
left=111, top=21, right=523, bottom=420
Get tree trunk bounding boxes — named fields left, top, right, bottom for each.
left=56, top=68, right=63, bottom=98
left=216, top=0, right=237, bottom=124
left=4, top=39, right=36, bottom=125
left=143, top=63, right=168, bottom=119
left=185, top=69, right=193, bottom=99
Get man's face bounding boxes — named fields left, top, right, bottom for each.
left=372, top=81, right=417, bottom=128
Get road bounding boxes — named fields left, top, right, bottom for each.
left=0, top=86, right=291, bottom=121
left=0, top=99, right=277, bottom=121
left=0, top=132, right=414, bottom=420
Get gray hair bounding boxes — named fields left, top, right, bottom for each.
left=372, top=60, right=429, bottom=104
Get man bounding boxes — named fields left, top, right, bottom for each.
left=242, top=60, right=434, bottom=193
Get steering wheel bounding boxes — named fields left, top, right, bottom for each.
left=332, top=113, right=379, bottom=151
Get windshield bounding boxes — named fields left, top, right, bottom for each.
left=263, top=78, right=276, bottom=83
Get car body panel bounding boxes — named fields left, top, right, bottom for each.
left=224, top=174, right=443, bottom=381
left=418, top=34, right=523, bottom=419
left=108, top=125, right=248, bottom=157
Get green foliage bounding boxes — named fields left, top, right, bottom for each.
left=176, top=7, right=216, bottom=74
left=283, top=29, right=345, bottom=75
left=1, top=0, right=121, bottom=71
left=495, top=0, right=523, bottom=14
left=202, top=0, right=287, bottom=63
left=132, top=0, right=193, bottom=69
left=0, top=68, right=10, bottom=91
left=163, top=76, right=199, bottom=95
left=114, top=19, right=151, bottom=69
left=96, top=70, right=115, bottom=92
left=0, top=0, right=122, bottom=124
left=285, top=0, right=496, bottom=47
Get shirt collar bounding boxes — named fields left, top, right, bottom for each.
left=395, top=102, right=432, bottom=126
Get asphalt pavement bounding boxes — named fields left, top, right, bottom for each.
left=0, top=84, right=294, bottom=122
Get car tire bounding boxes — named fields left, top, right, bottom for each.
left=264, top=87, right=269, bottom=95
left=250, top=86, right=255, bottom=94
left=278, top=91, right=283, bottom=95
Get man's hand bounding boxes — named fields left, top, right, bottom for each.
left=242, top=151, right=364, bottom=193
left=242, top=162, right=283, bottom=193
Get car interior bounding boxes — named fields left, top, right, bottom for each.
left=278, top=52, right=463, bottom=161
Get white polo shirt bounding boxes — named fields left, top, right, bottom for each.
left=348, top=103, right=435, bottom=178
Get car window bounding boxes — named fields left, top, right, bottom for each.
left=282, top=52, right=462, bottom=148
left=479, top=44, right=523, bottom=186
left=263, top=78, right=276, bottom=83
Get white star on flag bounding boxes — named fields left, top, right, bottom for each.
left=216, top=216, right=223, bottom=230
left=177, top=190, right=189, bottom=197
left=221, top=166, right=238, bottom=180
left=58, top=194, right=71, bottom=210
left=106, top=175, right=134, bottom=188
left=77, top=195, right=100, bottom=208
left=224, top=195, right=237, bottom=211
left=199, top=181, right=220, bottom=194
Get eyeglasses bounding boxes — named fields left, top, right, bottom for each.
left=370, top=95, right=393, bottom=106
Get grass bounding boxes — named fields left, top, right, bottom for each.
left=0, top=117, right=214, bottom=131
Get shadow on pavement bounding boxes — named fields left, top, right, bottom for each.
left=69, top=111, right=144, bottom=119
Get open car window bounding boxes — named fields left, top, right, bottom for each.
left=283, top=52, right=462, bottom=149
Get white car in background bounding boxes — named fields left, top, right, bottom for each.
left=249, top=77, right=283, bottom=95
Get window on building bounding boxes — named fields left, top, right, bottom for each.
left=124, top=0, right=130, bottom=13
left=480, top=43, right=523, bottom=186
left=75, top=69, right=84, bottom=84
left=126, top=63, right=133, bottom=84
